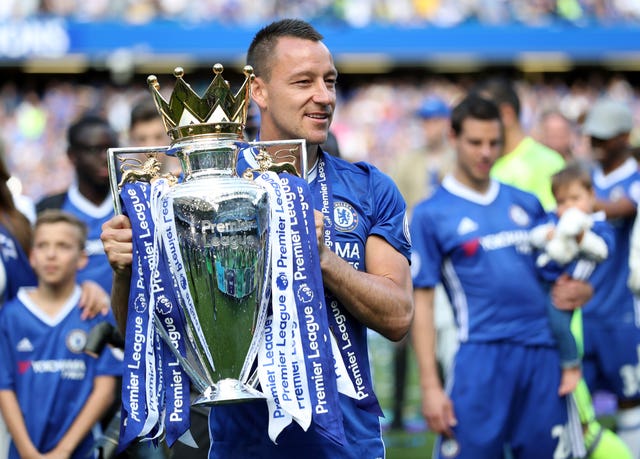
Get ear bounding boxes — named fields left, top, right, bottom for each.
left=77, top=250, right=89, bottom=271
left=251, top=77, right=268, bottom=111
left=66, top=148, right=80, bottom=166
left=500, top=104, right=518, bottom=127
left=29, top=249, right=36, bottom=270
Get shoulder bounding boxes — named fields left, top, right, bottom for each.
left=411, top=186, right=452, bottom=222
left=0, top=296, right=24, bottom=320
left=35, top=192, right=68, bottom=213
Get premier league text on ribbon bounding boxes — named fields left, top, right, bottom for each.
left=285, top=182, right=330, bottom=415
left=126, top=186, right=152, bottom=425
left=331, top=299, right=369, bottom=400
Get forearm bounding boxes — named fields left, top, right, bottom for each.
left=50, top=377, right=116, bottom=457
left=0, top=390, right=40, bottom=458
left=320, top=238, right=413, bottom=342
left=111, top=270, right=131, bottom=336
left=595, top=196, right=637, bottom=220
left=411, top=288, right=442, bottom=392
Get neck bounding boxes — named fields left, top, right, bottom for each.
left=77, top=181, right=109, bottom=206
left=453, top=169, right=491, bottom=194
left=601, top=152, right=630, bottom=175
left=29, top=282, right=76, bottom=317
left=503, top=126, right=526, bottom=156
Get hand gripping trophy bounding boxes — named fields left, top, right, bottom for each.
left=107, top=64, right=339, bottom=448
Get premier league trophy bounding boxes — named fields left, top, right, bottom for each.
left=108, top=64, right=305, bottom=409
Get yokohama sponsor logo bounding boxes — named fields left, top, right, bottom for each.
left=31, top=359, right=86, bottom=379
left=480, top=230, right=530, bottom=251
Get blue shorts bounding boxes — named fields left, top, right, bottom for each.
left=583, top=319, right=640, bottom=402
left=207, top=395, right=384, bottom=459
left=434, top=342, right=570, bottom=459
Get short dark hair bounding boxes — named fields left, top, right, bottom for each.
left=450, top=93, right=503, bottom=136
left=67, top=114, right=115, bottom=149
left=247, top=19, right=323, bottom=81
left=130, top=98, right=161, bottom=130
left=473, top=77, right=521, bottom=118
left=35, top=209, right=88, bottom=250
left=551, top=162, right=592, bottom=197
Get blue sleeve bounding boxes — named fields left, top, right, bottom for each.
left=409, top=203, right=442, bottom=289
left=91, top=313, right=124, bottom=377
left=370, top=168, right=411, bottom=261
left=0, top=307, right=15, bottom=389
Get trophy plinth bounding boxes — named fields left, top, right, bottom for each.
left=194, top=378, right=265, bottom=406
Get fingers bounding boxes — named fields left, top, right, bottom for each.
left=78, top=282, right=111, bottom=320
left=423, top=395, right=457, bottom=437
left=101, top=215, right=134, bottom=272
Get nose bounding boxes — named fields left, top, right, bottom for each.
left=312, top=80, right=334, bottom=106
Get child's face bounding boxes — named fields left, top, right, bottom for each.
left=555, top=181, right=595, bottom=217
left=30, top=222, right=87, bottom=288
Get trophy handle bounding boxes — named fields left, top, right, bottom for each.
left=246, top=139, right=308, bottom=181
left=107, top=146, right=171, bottom=215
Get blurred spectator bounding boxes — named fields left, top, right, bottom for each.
left=534, top=108, right=578, bottom=160
left=3, top=0, right=640, bottom=24
left=476, top=76, right=565, bottom=210
left=35, top=115, right=118, bottom=294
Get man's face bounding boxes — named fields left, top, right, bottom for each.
left=452, top=118, right=502, bottom=191
left=68, top=124, right=118, bottom=188
left=129, top=118, right=168, bottom=147
left=251, top=36, right=338, bottom=148
left=590, top=134, right=627, bottom=164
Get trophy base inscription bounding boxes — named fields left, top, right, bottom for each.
left=193, top=378, right=266, bottom=406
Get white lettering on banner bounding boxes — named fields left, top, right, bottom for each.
left=331, top=301, right=352, bottom=350
left=164, top=316, right=184, bottom=423
left=311, top=361, right=327, bottom=414
left=127, top=315, right=145, bottom=422
left=161, top=200, right=183, bottom=272
left=263, top=317, right=285, bottom=418
left=127, top=188, right=152, bottom=240
left=0, top=20, right=69, bottom=59
left=330, top=300, right=368, bottom=398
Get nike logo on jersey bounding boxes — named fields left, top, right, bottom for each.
left=16, top=337, right=33, bottom=352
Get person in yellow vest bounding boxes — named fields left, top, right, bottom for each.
left=475, top=77, right=565, bottom=210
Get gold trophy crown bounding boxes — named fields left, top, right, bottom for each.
left=147, top=64, right=254, bottom=141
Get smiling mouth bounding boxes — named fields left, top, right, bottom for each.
left=306, top=113, right=329, bottom=120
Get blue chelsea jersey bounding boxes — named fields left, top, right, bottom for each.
left=585, top=157, right=640, bottom=325
left=411, top=176, right=554, bottom=346
left=0, top=286, right=122, bottom=459
left=61, top=185, right=115, bottom=293
left=211, top=148, right=411, bottom=458
left=0, top=225, right=36, bottom=304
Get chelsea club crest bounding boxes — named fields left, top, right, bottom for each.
left=333, top=202, right=358, bottom=232
left=66, top=329, right=88, bottom=354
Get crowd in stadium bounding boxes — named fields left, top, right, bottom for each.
left=1, top=70, right=638, bottom=202
left=1, top=0, right=640, bottom=25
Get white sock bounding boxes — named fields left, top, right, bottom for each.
left=617, top=406, right=640, bottom=457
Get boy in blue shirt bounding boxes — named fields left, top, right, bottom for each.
left=0, top=210, right=122, bottom=459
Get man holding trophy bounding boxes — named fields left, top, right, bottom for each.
left=101, top=18, right=413, bottom=458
